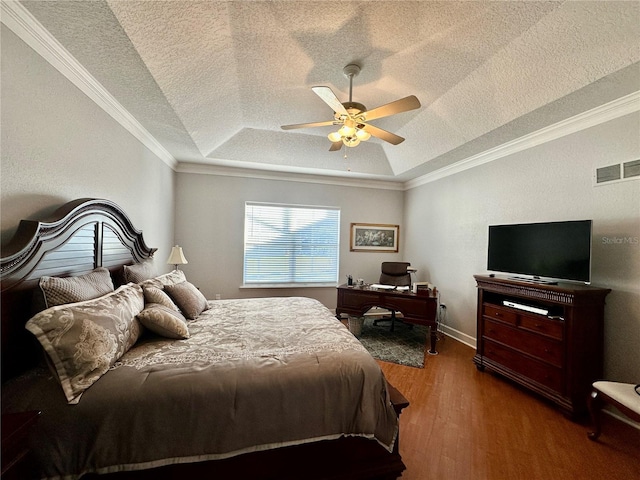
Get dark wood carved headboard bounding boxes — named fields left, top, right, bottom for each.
left=1, top=198, right=156, bottom=381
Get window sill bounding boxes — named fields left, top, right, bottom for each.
left=240, top=283, right=338, bottom=289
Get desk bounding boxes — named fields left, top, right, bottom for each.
left=336, top=284, right=439, bottom=354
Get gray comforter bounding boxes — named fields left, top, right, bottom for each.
left=2, top=297, right=398, bottom=479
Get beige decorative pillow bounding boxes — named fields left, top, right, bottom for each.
left=138, top=270, right=186, bottom=289
left=143, top=286, right=180, bottom=312
left=39, top=267, right=114, bottom=308
left=25, top=284, right=145, bottom=404
left=164, top=281, right=209, bottom=320
left=137, top=303, right=189, bottom=339
left=123, top=259, right=156, bottom=284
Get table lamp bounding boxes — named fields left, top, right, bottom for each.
left=167, top=245, right=188, bottom=270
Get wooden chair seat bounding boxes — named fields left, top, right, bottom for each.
left=588, top=381, right=640, bottom=440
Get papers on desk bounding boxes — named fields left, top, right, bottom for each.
left=370, top=284, right=410, bottom=292
left=370, top=284, right=396, bottom=290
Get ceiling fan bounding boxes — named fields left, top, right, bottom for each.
left=281, top=64, right=421, bottom=151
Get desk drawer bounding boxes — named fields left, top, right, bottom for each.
left=339, top=290, right=375, bottom=309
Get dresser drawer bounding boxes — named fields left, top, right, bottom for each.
left=519, top=315, right=563, bottom=340
left=484, top=340, right=562, bottom=392
left=483, top=304, right=517, bottom=326
left=483, top=318, right=563, bottom=367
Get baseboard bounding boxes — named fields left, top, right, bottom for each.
left=604, top=409, right=640, bottom=432
left=438, top=324, right=476, bottom=349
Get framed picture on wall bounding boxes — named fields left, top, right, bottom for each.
left=350, top=223, right=399, bottom=252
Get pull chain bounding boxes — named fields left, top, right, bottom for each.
left=343, top=144, right=351, bottom=171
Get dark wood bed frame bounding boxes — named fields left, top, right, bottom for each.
left=1, top=198, right=407, bottom=480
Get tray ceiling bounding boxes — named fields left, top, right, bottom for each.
left=12, top=1, right=640, bottom=182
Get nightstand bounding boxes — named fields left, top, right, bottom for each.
left=2, top=411, right=40, bottom=480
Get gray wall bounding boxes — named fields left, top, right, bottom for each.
left=1, top=26, right=175, bottom=268
left=175, top=172, right=404, bottom=306
left=403, top=113, right=640, bottom=383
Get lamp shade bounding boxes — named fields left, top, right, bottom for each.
left=167, top=245, right=188, bottom=266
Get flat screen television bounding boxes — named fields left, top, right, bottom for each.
left=487, top=220, right=592, bottom=284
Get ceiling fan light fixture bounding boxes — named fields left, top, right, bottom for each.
left=328, top=131, right=342, bottom=142
left=281, top=63, right=421, bottom=152
left=343, top=137, right=360, bottom=148
left=339, top=118, right=356, bottom=137
left=355, top=129, right=371, bottom=141
left=338, top=125, right=354, bottom=137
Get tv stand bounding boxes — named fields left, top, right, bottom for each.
left=473, top=275, right=610, bottom=418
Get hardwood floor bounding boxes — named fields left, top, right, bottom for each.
left=378, top=335, right=640, bottom=480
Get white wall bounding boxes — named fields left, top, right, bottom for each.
left=1, top=26, right=175, bottom=268
left=175, top=172, right=404, bottom=307
left=404, top=112, right=640, bottom=382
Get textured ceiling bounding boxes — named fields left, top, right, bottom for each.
left=18, top=0, right=640, bottom=182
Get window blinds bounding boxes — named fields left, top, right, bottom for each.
left=244, top=202, right=340, bottom=285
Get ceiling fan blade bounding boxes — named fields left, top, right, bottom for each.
left=312, top=86, right=349, bottom=116
left=329, top=141, right=343, bottom=151
left=281, top=120, right=337, bottom=130
left=361, top=123, right=405, bottom=145
left=363, top=95, right=421, bottom=122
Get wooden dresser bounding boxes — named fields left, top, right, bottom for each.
left=473, top=275, right=610, bottom=418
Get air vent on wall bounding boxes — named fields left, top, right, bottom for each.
left=594, top=159, right=640, bottom=186
left=623, top=159, right=640, bottom=179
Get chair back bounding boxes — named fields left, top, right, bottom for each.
left=380, top=262, right=411, bottom=286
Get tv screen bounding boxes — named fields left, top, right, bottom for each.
left=487, top=220, right=592, bottom=283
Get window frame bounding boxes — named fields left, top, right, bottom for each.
left=242, top=201, right=341, bottom=288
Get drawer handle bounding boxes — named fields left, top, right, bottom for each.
left=494, top=312, right=502, bottom=317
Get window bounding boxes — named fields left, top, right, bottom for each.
left=244, top=202, right=340, bottom=286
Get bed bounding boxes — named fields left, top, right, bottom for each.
left=1, top=198, right=407, bottom=480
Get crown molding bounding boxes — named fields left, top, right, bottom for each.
left=404, top=91, right=640, bottom=190
left=1, top=0, right=177, bottom=170
left=177, top=162, right=405, bottom=191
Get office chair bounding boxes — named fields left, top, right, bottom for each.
left=373, top=262, right=413, bottom=332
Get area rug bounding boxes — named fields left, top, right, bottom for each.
left=352, top=316, right=428, bottom=368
